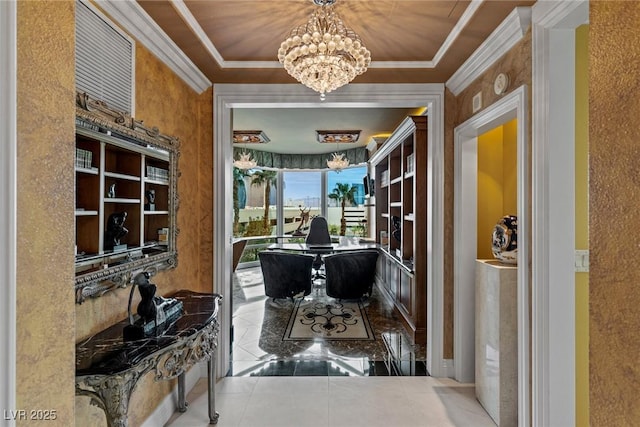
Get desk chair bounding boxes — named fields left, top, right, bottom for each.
left=324, top=250, right=379, bottom=300
left=258, top=251, right=314, bottom=301
left=305, top=216, right=332, bottom=282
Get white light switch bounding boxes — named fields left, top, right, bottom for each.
left=472, top=92, right=482, bottom=113
left=575, top=250, right=589, bottom=272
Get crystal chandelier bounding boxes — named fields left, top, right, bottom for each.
left=278, top=0, right=371, bottom=100
left=233, top=151, right=257, bottom=170
left=327, top=152, right=349, bottom=171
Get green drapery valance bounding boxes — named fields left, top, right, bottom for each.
left=233, top=146, right=369, bottom=170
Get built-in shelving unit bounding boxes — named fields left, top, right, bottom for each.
left=74, top=91, right=179, bottom=303
left=75, top=129, right=171, bottom=276
left=369, top=115, right=427, bottom=344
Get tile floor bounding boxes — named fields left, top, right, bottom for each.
left=229, top=266, right=427, bottom=377
left=165, top=376, right=496, bottom=427
left=164, top=265, right=496, bottom=426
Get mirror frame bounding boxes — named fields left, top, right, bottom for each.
left=74, top=91, right=180, bottom=303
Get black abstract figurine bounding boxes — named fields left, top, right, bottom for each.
left=392, top=215, right=401, bottom=243
left=145, top=188, right=156, bottom=211
left=104, top=211, right=128, bottom=250
left=135, top=273, right=158, bottom=323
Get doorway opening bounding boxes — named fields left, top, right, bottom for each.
left=453, top=85, right=529, bottom=423
left=213, top=83, right=445, bottom=378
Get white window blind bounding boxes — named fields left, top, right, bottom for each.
left=75, top=0, right=133, bottom=114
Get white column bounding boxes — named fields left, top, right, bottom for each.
left=0, top=1, right=17, bottom=424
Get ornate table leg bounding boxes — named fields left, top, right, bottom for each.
left=207, top=356, right=219, bottom=424
left=177, top=372, right=188, bottom=412
left=76, top=372, right=140, bottom=427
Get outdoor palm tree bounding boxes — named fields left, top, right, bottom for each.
left=329, top=182, right=357, bottom=236
left=233, top=167, right=249, bottom=235
left=250, top=169, right=278, bottom=234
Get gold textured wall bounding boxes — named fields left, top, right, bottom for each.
left=589, top=2, right=640, bottom=424
left=74, top=41, right=214, bottom=427
left=476, top=121, right=518, bottom=260
left=443, top=30, right=532, bottom=358
left=16, top=1, right=76, bottom=426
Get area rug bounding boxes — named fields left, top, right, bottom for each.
left=283, top=299, right=375, bottom=341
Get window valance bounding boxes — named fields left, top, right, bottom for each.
left=232, top=147, right=368, bottom=170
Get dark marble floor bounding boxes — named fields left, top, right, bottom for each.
left=230, top=266, right=427, bottom=377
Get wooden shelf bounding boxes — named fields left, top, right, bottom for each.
left=145, top=178, right=169, bottom=186
left=369, top=115, right=428, bottom=345
left=75, top=166, right=99, bottom=175
left=104, top=171, right=140, bottom=181
left=104, top=198, right=140, bottom=204
left=76, top=127, right=173, bottom=267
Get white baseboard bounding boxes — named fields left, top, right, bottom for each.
left=141, top=362, right=208, bottom=427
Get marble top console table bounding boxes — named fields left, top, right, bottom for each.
left=76, top=290, right=222, bottom=427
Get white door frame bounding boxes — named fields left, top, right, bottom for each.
left=213, top=83, right=446, bottom=377
left=531, top=1, right=588, bottom=425
left=453, top=86, right=529, bottom=424
left=0, top=1, right=17, bottom=423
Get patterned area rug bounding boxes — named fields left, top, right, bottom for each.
left=283, top=299, right=375, bottom=341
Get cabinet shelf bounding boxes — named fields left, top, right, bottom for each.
left=369, top=115, right=428, bottom=345
left=76, top=166, right=99, bottom=175
left=104, top=171, right=140, bottom=181
left=104, top=198, right=140, bottom=204
left=144, top=178, right=170, bottom=186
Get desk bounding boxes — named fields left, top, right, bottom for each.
left=267, top=240, right=378, bottom=253
left=76, top=290, right=222, bottom=427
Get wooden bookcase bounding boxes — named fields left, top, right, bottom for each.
left=74, top=92, right=179, bottom=303
left=370, top=116, right=427, bottom=344
left=75, top=128, right=171, bottom=272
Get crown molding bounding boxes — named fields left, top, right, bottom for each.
left=171, top=0, right=226, bottom=68
left=432, top=0, right=483, bottom=66
left=446, top=6, right=532, bottom=96
left=95, top=0, right=211, bottom=94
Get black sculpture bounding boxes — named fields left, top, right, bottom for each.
left=104, top=211, right=128, bottom=251
left=392, top=215, right=401, bottom=243
left=137, top=279, right=158, bottom=322
left=145, top=189, right=156, bottom=211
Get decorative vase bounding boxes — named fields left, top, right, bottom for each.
left=491, top=215, right=518, bottom=264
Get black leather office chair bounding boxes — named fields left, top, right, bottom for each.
left=258, top=251, right=314, bottom=301
left=324, top=250, right=379, bottom=300
left=305, top=216, right=332, bottom=282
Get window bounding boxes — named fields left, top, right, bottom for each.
left=233, top=166, right=370, bottom=267
left=233, top=168, right=279, bottom=237
left=327, top=166, right=368, bottom=236
left=283, top=171, right=322, bottom=236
